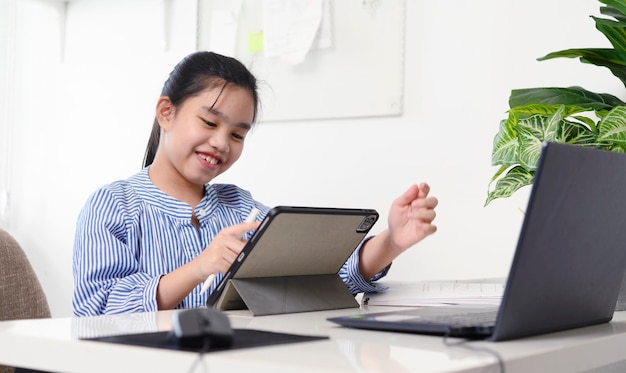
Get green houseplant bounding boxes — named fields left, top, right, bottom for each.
left=486, top=0, right=626, bottom=207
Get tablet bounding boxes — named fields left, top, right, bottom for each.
left=206, top=206, right=379, bottom=314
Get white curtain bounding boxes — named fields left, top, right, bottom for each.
left=0, top=0, right=17, bottom=228
left=0, top=0, right=64, bottom=229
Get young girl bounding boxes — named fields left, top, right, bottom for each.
left=72, top=51, right=438, bottom=316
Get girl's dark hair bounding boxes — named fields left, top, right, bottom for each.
left=142, top=51, right=259, bottom=167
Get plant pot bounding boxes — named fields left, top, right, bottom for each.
left=616, top=270, right=626, bottom=311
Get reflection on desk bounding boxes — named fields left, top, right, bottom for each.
left=2, top=307, right=626, bottom=373
left=71, top=310, right=165, bottom=339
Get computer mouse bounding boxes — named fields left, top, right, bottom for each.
left=172, top=307, right=233, bottom=348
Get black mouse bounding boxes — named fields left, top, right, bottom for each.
left=172, top=307, right=234, bottom=348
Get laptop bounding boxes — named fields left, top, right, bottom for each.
left=328, top=142, right=626, bottom=341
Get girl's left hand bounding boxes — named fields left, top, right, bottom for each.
left=387, top=183, right=438, bottom=254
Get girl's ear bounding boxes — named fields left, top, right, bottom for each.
left=156, top=97, right=175, bottom=129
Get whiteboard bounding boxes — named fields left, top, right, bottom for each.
left=197, top=0, right=406, bottom=122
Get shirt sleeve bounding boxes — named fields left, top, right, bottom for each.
left=338, top=236, right=391, bottom=295
left=72, top=188, right=159, bottom=316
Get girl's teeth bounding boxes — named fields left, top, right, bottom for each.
left=202, top=155, right=218, bottom=165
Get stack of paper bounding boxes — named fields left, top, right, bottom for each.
left=363, top=278, right=506, bottom=307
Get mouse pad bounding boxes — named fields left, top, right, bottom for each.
left=83, top=328, right=328, bottom=353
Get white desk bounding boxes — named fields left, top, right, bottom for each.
left=2, top=306, right=626, bottom=373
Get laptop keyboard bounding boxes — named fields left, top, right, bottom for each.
left=415, top=309, right=498, bottom=327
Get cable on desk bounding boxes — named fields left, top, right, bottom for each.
left=185, top=338, right=211, bottom=373
left=443, top=331, right=505, bottom=373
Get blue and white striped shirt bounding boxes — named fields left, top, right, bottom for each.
left=72, top=168, right=388, bottom=316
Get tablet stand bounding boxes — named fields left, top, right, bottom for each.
left=213, top=274, right=359, bottom=316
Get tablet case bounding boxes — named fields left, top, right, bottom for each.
left=207, top=206, right=379, bottom=316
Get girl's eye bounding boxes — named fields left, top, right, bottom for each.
left=203, top=120, right=217, bottom=128
left=232, top=133, right=245, bottom=141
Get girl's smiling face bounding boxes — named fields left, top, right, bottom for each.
left=153, top=83, right=255, bottom=193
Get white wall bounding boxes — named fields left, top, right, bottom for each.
left=2, top=0, right=619, bottom=317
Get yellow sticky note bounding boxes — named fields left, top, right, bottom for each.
left=248, top=31, right=264, bottom=53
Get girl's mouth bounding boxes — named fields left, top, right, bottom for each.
left=199, top=152, right=221, bottom=165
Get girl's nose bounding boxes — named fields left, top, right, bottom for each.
left=208, top=131, right=229, bottom=152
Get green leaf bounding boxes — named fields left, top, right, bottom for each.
left=537, top=48, right=626, bottom=87
left=509, top=87, right=625, bottom=111
left=538, top=48, right=622, bottom=65
left=509, top=103, right=591, bottom=118
left=600, top=1, right=626, bottom=18
left=600, top=5, right=626, bottom=22
left=516, top=117, right=547, bottom=171
left=571, top=115, right=599, bottom=132
left=558, top=120, right=598, bottom=144
left=491, top=119, right=519, bottom=167
left=597, top=105, right=626, bottom=144
left=485, top=166, right=535, bottom=206
left=543, top=105, right=566, bottom=142
left=486, top=165, right=509, bottom=196
left=593, top=16, right=626, bottom=65
left=535, top=5, right=626, bottom=88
